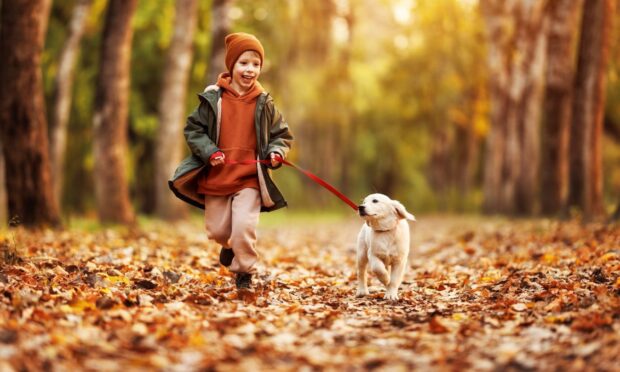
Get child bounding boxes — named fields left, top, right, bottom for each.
left=169, top=32, right=293, bottom=289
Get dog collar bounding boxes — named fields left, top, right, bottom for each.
left=367, top=221, right=399, bottom=232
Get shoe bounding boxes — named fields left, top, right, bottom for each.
left=235, top=273, right=252, bottom=289
left=219, top=247, right=234, bottom=267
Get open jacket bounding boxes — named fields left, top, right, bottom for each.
left=168, top=85, right=293, bottom=212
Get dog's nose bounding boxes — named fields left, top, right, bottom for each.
left=358, top=205, right=366, bottom=215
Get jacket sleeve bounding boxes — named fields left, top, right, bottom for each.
left=184, top=100, right=219, bottom=164
left=266, top=101, right=294, bottom=162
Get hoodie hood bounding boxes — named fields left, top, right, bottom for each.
left=216, top=72, right=264, bottom=102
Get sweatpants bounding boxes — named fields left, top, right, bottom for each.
left=203, top=188, right=261, bottom=273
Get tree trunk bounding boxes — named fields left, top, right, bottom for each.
left=429, top=128, right=451, bottom=208
left=49, top=0, right=92, bottom=209
left=0, top=144, right=6, bottom=226
left=93, top=0, right=137, bottom=224
left=514, top=3, right=548, bottom=215
left=0, top=0, right=60, bottom=228
left=481, top=0, right=548, bottom=215
left=540, top=0, right=583, bottom=216
left=481, top=1, right=511, bottom=214
left=154, top=0, right=198, bottom=220
left=455, top=120, right=479, bottom=200
left=612, top=203, right=620, bottom=221
left=569, top=0, right=614, bottom=220
left=205, top=0, right=231, bottom=85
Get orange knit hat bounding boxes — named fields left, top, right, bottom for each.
left=224, top=33, right=264, bottom=72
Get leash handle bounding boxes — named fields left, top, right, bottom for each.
left=224, top=157, right=358, bottom=211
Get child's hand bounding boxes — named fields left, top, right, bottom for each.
left=209, top=151, right=225, bottom=166
left=270, top=152, right=283, bottom=167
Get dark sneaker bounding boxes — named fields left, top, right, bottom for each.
left=219, top=247, right=234, bottom=267
left=235, top=273, right=252, bottom=289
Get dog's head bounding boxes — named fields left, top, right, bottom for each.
left=358, top=193, right=415, bottom=230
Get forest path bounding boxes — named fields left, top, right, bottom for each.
left=1, top=216, right=619, bottom=370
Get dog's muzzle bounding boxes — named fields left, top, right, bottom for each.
left=358, top=205, right=367, bottom=216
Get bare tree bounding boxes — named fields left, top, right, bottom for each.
left=569, top=0, right=615, bottom=220
left=49, top=0, right=93, bottom=208
left=540, top=0, right=583, bottom=216
left=205, top=0, right=231, bottom=85
left=0, top=0, right=60, bottom=227
left=155, top=0, right=198, bottom=220
left=93, top=0, right=138, bottom=224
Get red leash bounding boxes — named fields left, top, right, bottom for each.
left=223, top=158, right=358, bottom=211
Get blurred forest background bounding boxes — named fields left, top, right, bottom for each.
left=1, top=0, right=619, bottom=227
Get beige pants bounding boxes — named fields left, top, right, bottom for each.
left=204, top=188, right=261, bottom=273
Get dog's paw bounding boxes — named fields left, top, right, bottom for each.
left=384, top=291, right=399, bottom=302
left=356, top=288, right=369, bottom=297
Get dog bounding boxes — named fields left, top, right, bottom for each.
left=356, top=193, right=416, bottom=301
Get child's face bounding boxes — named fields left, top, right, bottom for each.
left=231, top=50, right=262, bottom=92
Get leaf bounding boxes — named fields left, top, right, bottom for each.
left=96, top=296, right=117, bottom=310
left=134, top=279, right=157, bottom=290
left=571, top=312, right=613, bottom=332
left=105, top=274, right=131, bottom=286
left=163, top=270, right=181, bottom=283
left=0, top=329, right=18, bottom=344
left=429, top=316, right=449, bottom=334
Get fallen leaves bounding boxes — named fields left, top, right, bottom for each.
left=428, top=316, right=449, bottom=334
left=0, top=217, right=619, bottom=370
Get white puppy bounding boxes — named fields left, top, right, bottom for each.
left=356, top=193, right=416, bottom=301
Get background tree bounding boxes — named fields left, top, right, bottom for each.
left=0, top=0, right=60, bottom=227
left=154, top=0, right=198, bottom=220
left=0, top=145, right=6, bottom=226
left=540, top=0, right=583, bottom=216
left=31, top=0, right=620, bottom=220
left=92, top=0, right=138, bottom=224
left=205, top=0, right=232, bottom=85
left=481, top=0, right=548, bottom=215
left=49, top=0, right=93, bottom=209
left=569, top=0, right=615, bottom=220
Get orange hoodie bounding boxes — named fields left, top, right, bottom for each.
left=198, top=73, right=264, bottom=196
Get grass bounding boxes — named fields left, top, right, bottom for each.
left=33, top=209, right=356, bottom=233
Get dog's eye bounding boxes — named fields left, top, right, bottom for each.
left=372, top=199, right=378, bottom=203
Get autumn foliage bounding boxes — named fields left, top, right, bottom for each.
left=1, top=217, right=619, bottom=370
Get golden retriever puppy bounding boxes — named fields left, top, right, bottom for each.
left=356, top=193, right=416, bottom=301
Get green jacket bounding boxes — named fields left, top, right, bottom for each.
left=168, top=85, right=293, bottom=212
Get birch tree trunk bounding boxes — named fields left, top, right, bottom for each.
left=0, top=0, right=60, bottom=228
left=540, top=0, right=583, bottom=216
left=154, top=0, right=198, bottom=220
left=569, top=0, right=614, bottom=220
left=93, top=0, right=137, bottom=224
left=49, top=0, right=92, bottom=208
left=205, top=0, right=231, bottom=85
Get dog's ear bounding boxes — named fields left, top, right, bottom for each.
left=392, top=200, right=416, bottom=221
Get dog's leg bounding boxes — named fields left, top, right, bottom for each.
left=356, top=241, right=369, bottom=297
left=369, top=257, right=390, bottom=287
left=385, top=258, right=407, bottom=301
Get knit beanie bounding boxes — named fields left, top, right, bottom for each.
left=224, top=32, right=265, bottom=72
